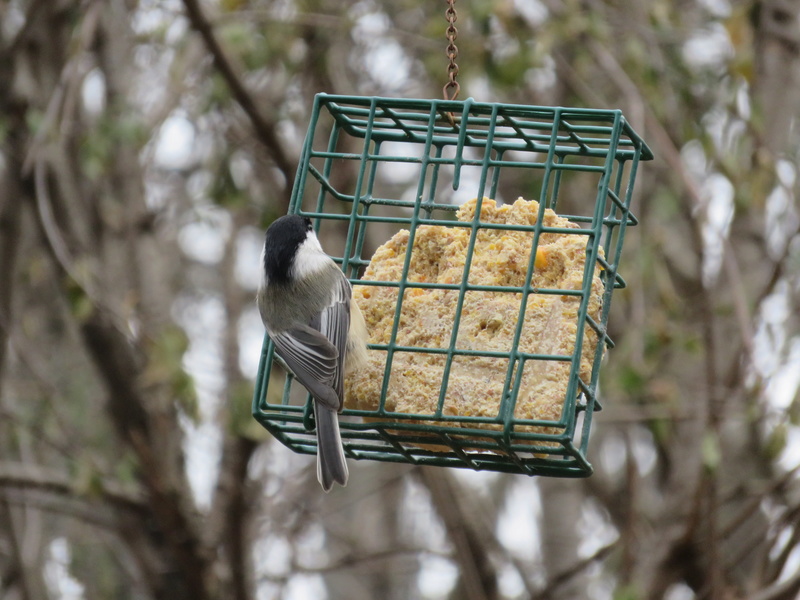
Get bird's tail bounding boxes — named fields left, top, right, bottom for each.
left=314, top=403, right=348, bottom=492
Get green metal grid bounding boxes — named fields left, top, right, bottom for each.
left=253, top=94, right=653, bottom=478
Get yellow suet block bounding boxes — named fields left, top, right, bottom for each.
left=345, top=197, right=604, bottom=441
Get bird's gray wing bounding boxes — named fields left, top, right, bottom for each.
left=311, top=270, right=352, bottom=409
left=270, top=325, right=340, bottom=411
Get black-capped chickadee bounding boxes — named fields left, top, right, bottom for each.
left=258, top=215, right=367, bottom=492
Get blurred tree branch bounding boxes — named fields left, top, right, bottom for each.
left=0, top=461, right=146, bottom=514
left=2, top=1, right=800, bottom=599
left=533, top=539, right=617, bottom=600
left=182, top=0, right=294, bottom=206
left=418, top=468, right=497, bottom=600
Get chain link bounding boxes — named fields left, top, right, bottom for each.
left=443, top=0, right=460, bottom=101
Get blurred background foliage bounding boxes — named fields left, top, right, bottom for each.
left=1, top=1, right=799, bottom=599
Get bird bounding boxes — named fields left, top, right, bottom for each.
left=257, top=214, right=367, bottom=492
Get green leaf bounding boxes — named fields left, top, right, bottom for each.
left=142, top=326, right=199, bottom=422
left=71, top=458, right=105, bottom=499
left=64, top=277, right=94, bottom=321
left=702, top=431, right=722, bottom=472
left=229, top=379, right=270, bottom=442
left=619, top=365, right=647, bottom=395
left=210, top=157, right=250, bottom=208
left=114, top=452, right=139, bottom=485
left=788, top=394, right=800, bottom=426
left=764, top=423, right=788, bottom=462
left=173, top=368, right=199, bottom=422
left=614, top=584, right=642, bottom=600
left=648, top=417, right=673, bottom=446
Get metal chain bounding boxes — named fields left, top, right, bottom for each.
left=443, top=0, right=460, bottom=101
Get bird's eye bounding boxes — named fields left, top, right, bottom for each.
left=303, top=217, right=312, bottom=230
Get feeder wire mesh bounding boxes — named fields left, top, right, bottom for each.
left=252, top=94, right=653, bottom=478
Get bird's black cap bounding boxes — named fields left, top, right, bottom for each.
left=263, top=215, right=313, bottom=283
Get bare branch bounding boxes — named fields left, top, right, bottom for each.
left=181, top=0, right=294, bottom=205
left=418, top=467, right=497, bottom=600
left=4, top=0, right=47, bottom=56
left=33, top=158, right=97, bottom=298
left=205, top=215, right=258, bottom=600
left=0, top=492, right=35, bottom=600
left=0, top=156, right=24, bottom=397
left=533, top=540, right=618, bottom=600
left=31, top=143, right=214, bottom=600
left=752, top=567, right=800, bottom=600
left=0, top=461, right=146, bottom=513
left=212, top=9, right=438, bottom=50
left=294, top=547, right=440, bottom=575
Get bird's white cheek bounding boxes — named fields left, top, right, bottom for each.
left=293, top=235, right=333, bottom=279
left=259, top=245, right=268, bottom=288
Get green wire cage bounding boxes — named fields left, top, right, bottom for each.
left=253, top=94, right=653, bottom=478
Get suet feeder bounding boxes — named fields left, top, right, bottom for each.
left=253, top=94, right=652, bottom=477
